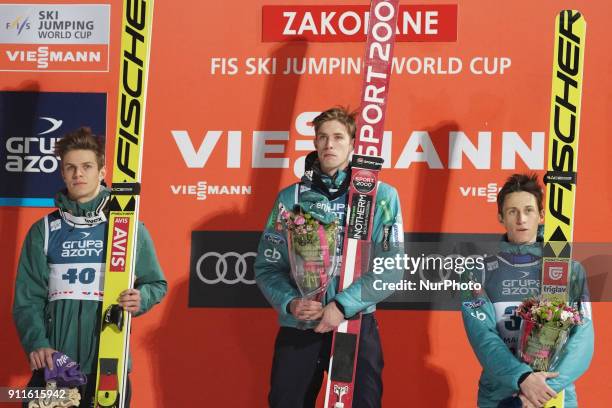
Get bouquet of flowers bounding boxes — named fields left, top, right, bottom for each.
left=515, top=297, right=583, bottom=371
left=277, top=193, right=340, bottom=300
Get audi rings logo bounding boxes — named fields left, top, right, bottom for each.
left=196, top=251, right=257, bottom=285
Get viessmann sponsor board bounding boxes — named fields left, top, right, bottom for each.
left=0, top=4, right=110, bottom=71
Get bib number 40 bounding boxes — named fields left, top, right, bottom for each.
left=62, top=267, right=96, bottom=284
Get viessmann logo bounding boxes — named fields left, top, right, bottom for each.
left=170, top=181, right=252, bottom=201
left=4, top=46, right=103, bottom=70
left=172, top=112, right=548, bottom=178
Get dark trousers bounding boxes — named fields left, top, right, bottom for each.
left=269, top=313, right=384, bottom=408
left=23, top=370, right=131, bottom=408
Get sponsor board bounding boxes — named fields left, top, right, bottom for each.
left=262, top=4, right=457, bottom=42
left=189, top=231, right=269, bottom=307
left=0, top=4, right=110, bottom=71
left=0, top=91, right=106, bottom=207
left=172, top=121, right=546, bottom=178
left=187, top=232, right=607, bottom=309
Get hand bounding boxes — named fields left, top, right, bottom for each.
left=518, top=393, right=537, bottom=408
left=519, top=371, right=559, bottom=407
left=289, top=298, right=323, bottom=321
left=29, top=347, right=57, bottom=371
left=314, top=302, right=344, bottom=333
left=118, top=288, right=141, bottom=313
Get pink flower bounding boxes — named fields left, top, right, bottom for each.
left=294, top=216, right=306, bottom=225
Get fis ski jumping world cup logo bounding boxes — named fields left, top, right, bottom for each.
left=5, top=16, right=31, bottom=35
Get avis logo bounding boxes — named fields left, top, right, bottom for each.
left=5, top=16, right=31, bottom=35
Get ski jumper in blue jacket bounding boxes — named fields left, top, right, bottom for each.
left=461, top=233, right=593, bottom=408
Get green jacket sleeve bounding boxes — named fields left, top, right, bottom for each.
left=547, top=261, right=594, bottom=392
left=12, top=220, right=52, bottom=354
left=134, top=223, right=168, bottom=316
left=461, top=266, right=532, bottom=392
left=334, top=184, right=405, bottom=318
left=254, top=194, right=300, bottom=318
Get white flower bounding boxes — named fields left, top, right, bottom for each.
left=560, top=310, right=573, bottom=321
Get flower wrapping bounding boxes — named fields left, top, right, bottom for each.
left=277, top=202, right=340, bottom=300
left=516, top=297, right=582, bottom=371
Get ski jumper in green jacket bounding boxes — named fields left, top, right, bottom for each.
left=13, top=187, right=167, bottom=375
left=461, top=234, right=593, bottom=408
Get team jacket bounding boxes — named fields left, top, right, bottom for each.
left=12, top=187, right=167, bottom=374
left=254, top=152, right=404, bottom=329
left=461, top=236, right=594, bottom=407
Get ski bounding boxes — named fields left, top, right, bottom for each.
left=94, top=0, right=155, bottom=407
left=542, top=9, right=586, bottom=305
left=324, top=1, right=399, bottom=407
left=541, top=10, right=586, bottom=408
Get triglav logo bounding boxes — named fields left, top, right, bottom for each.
left=548, top=265, right=564, bottom=281
left=196, top=251, right=257, bottom=285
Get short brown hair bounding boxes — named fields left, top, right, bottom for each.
left=55, top=127, right=105, bottom=169
left=497, top=173, right=544, bottom=215
left=312, top=107, right=357, bottom=139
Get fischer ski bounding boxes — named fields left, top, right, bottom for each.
left=94, top=0, right=155, bottom=407
left=324, top=1, right=399, bottom=407
left=541, top=10, right=586, bottom=408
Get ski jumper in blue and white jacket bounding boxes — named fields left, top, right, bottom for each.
left=461, top=233, right=593, bottom=408
left=254, top=152, right=404, bottom=329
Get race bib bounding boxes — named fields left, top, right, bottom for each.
left=48, top=262, right=105, bottom=301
